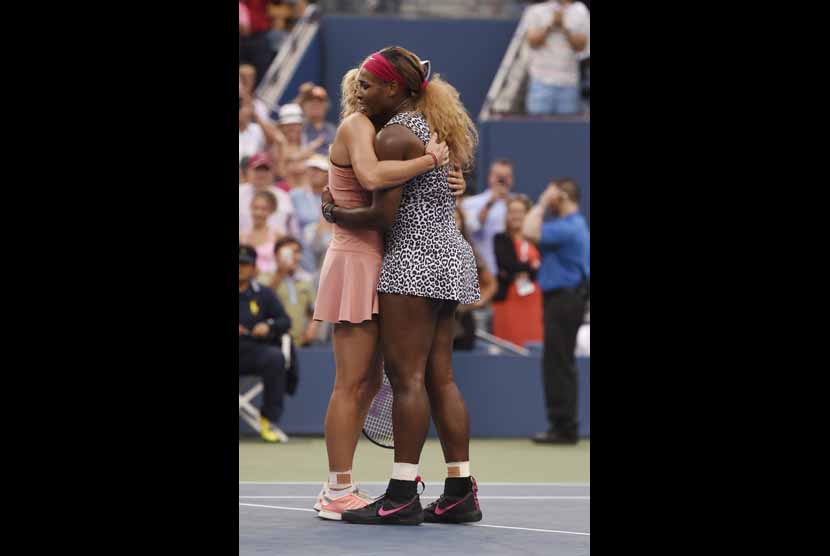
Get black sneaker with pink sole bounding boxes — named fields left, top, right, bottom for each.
left=341, top=478, right=425, bottom=525
left=423, top=476, right=483, bottom=524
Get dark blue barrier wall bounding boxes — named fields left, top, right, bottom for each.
left=478, top=119, right=590, bottom=224
left=282, top=16, right=518, bottom=126
left=242, top=347, right=590, bottom=438
left=277, top=32, right=324, bottom=107
left=282, top=17, right=589, bottom=224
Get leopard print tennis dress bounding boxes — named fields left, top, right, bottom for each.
left=376, top=112, right=480, bottom=305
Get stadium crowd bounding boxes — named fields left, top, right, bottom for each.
left=240, top=71, right=588, bottom=351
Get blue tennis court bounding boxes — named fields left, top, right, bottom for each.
left=239, top=481, right=590, bottom=555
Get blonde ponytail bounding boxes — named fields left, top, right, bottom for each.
left=415, top=74, right=478, bottom=171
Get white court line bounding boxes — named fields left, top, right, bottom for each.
left=240, top=502, right=590, bottom=537
left=239, top=481, right=589, bottom=487
left=239, top=496, right=589, bottom=500
left=471, top=524, right=590, bottom=536
left=239, top=503, right=316, bottom=513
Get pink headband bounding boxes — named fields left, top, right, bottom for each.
left=362, top=52, right=429, bottom=92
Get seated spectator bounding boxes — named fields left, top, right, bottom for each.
left=298, top=83, right=336, bottom=156
left=240, top=190, right=283, bottom=282
left=524, top=0, right=590, bottom=116
left=239, top=98, right=266, bottom=163
left=267, top=237, right=320, bottom=347
left=239, top=152, right=299, bottom=239
left=240, top=91, right=284, bottom=163
left=239, top=0, right=278, bottom=88
left=291, top=154, right=327, bottom=274
left=271, top=103, right=324, bottom=178
left=492, top=194, right=543, bottom=347
left=239, top=244, right=292, bottom=443
left=275, top=149, right=312, bottom=193
left=239, top=64, right=274, bottom=122
left=453, top=204, right=497, bottom=350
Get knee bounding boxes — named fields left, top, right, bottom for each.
left=426, top=369, right=455, bottom=397
left=386, top=365, right=425, bottom=395
left=334, top=369, right=380, bottom=401
left=260, top=348, right=286, bottom=373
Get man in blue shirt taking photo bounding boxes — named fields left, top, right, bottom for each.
left=522, top=178, right=589, bottom=445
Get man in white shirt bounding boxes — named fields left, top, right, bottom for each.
left=460, top=159, right=515, bottom=276
left=524, top=0, right=590, bottom=115
left=239, top=152, right=299, bottom=238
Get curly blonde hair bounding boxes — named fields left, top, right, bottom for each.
left=339, top=68, right=360, bottom=121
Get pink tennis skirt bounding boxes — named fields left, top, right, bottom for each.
left=313, top=248, right=381, bottom=324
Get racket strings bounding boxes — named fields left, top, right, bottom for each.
left=363, top=371, right=394, bottom=448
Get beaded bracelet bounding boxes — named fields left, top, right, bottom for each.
left=427, top=152, right=438, bottom=170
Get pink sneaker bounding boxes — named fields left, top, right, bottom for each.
left=314, top=484, right=376, bottom=521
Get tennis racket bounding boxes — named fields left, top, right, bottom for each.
left=362, top=370, right=394, bottom=449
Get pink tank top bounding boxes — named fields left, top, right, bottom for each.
left=328, top=162, right=383, bottom=256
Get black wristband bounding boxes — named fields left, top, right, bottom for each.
left=322, top=202, right=337, bottom=224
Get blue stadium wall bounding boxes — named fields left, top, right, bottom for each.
left=279, top=15, right=589, bottom=223
left=242, top=348, right=590, bottom=439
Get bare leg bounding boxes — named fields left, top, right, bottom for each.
left=425, top=301, right=471, bottom=464
left=378, top=293, right=439, bottom=465
left=324, top=319, right=383, bottom=475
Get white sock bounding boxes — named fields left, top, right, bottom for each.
left=447, top=461, right=470, bottom=478
left=392, top=462, right=419, bottom=481
left=328, top=470, right=353, bottom=498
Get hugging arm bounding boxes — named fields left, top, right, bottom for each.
left=327, top=125, right=420, bottom=229
left=343, top=114, right=447, bottom=191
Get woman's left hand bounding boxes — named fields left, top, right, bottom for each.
left=448, top=166, right=466, bottom=198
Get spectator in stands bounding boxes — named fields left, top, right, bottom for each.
left=240, top=94, right=283, bottom=163
left=291, top=154, right=328, bottom=274
left=239, top=2, right=251, bottom=36
left=277, top=103, right=305, bottom=148
left=298, top=83, right=337, bottom=156
left=460, top=159, right=515, bottom=277
left=239, top=244, right=292, bottom=443
left=240, top=190, right=283, bottom=282
left=459, top=159, right=514, bottom=332
left=453, top=204, right=497, bottom=350
left=522, top=178, right=589, bottom=445
left=240, top=152, right=299, bottom=239
left=239, top=1, right=278, bottom=88
left=272, top=104, right=324, bottom=178
left=492, top=194, right=543, bottom=347
left=275, top=149, right=312, bottom=193
left=239, top=98, right=266, bottom=163
left=524, top=0, right=590, bottom=115
left=240, top=64, right=275, bottom=122
left=268, top=237, right=319, bottom=346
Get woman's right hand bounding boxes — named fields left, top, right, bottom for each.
left=321, top=186, right=333, bottom=207
left=425, top=132, right=450, bottom=168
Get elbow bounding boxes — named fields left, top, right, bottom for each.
left=361, top=171, right=383, bottom=191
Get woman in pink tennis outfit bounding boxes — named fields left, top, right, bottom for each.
left=311, top=68, right=466, bottom=520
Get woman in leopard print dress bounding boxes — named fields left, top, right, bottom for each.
left=327, top=46, right=484, bottom=526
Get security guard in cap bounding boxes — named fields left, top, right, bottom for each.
left=239, top=244, right=292, bottom=442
